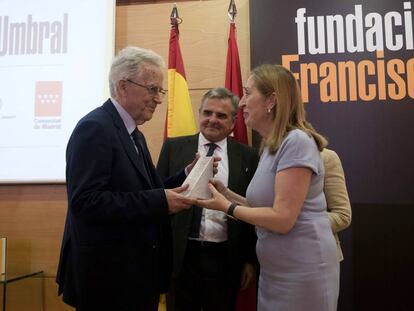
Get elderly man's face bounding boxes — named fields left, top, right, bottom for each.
left=199, top=98, right=235, bottom=142
left=122, top=64, right=164, bottom=125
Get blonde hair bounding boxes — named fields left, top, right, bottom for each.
left=251, top=64, right=327, bottom=153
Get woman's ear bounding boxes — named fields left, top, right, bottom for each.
left=266, top=91, right=277, bottom=112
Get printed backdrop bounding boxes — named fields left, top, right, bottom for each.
left=250, top=0, right=414, bottom=205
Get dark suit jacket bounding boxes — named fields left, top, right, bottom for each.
left=56, top=99, right=185, bottom=311
left=157, top=134, right=259, bottom=290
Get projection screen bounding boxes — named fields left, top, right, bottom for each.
left=0, top=0, right=115, bottom=183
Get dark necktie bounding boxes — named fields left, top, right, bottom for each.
left=206, top=143, right=218, bottom=157
left=189, top=142, right=218, bottom=238
left=131, top=128, right=154, bottom=186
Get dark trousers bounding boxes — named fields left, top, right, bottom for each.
left=168, top=240, right=237, bottom=311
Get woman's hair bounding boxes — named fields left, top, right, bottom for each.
left=251, top=64, right=327, bottom=153
left=109, top=46, right=165, bottom=98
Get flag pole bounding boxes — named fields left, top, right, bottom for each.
left=170, top=3, right=182, bottom=26
left=228, top=0, right=237, bottom=23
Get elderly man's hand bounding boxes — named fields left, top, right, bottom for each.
left=165, top=185, right=196, bottom=214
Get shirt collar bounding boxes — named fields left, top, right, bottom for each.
left=198, top=132, right=227, bottom=152
left=110, top=97, right=137, bottom=135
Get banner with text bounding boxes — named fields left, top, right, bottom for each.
left=250, top=0, right=414, bottom=204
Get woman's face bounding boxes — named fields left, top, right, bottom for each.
left=239, top=76, right=273, bottom=135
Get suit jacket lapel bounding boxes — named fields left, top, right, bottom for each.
left=183, top=134, right=199, bottom=163
left=227, top=139, right=243, bottom=191
left=171, top=134, right=199, bottom=170
left=102, top=100, right=153, bottom=188
left=138, top=132, right=164, bottom=188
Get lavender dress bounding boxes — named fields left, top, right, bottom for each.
left=246, top=129, right=339, bottom=311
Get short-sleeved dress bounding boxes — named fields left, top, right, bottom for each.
left=246, top=129, right=339, bottom=311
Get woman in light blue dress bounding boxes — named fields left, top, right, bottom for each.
left=197, top=64, right=339, bottom=311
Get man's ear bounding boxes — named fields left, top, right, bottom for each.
left=117, top=79, right=128, bottom=97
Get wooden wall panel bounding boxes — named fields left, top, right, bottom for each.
left=1, top=274, right=43, bottom=310
left=0, top=185, right=68, bottom=310
left=0, top=1, right=250, bottom=310
left=0, top=185, right=67, bottom=277
left=117, top=0, right=250, bottom=161
left=116, top=0, right=250, bottom=89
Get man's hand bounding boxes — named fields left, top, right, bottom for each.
left=240, top=263, right=256, bottom=290
left=185, top=154, right=221, bottom=176
left=212, top=155, right=220, bottom=176
left=165, top=184, right=196, bottom=214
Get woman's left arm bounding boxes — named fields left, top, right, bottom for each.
left=234, top=167, right=312, bottom=233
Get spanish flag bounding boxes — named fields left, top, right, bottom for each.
left=164, top=5, right=196, bottom=138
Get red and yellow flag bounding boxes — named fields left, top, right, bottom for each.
left=165, top=19, right=196, bottom=138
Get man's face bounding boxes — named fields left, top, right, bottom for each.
left=199, top=98, right=235, bottom=142
left=121, top=64, right=164, bottom=125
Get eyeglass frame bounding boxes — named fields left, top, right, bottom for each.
left=126, top=79, right=167, bottom=96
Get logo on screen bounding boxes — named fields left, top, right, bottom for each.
left=35, top=81, right=62, bottom=117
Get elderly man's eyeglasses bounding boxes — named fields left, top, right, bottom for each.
left=126, top=79, right=167, bottom=96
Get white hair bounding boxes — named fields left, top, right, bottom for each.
left=109, top=46, right=165, bottom=97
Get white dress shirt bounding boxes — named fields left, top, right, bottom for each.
left=111, top=98, right=136, bottom=135
left=198, top=133, right=229, bottom=242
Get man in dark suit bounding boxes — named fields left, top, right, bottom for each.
left=56, top=46, right=198, bottom=311
left=157, top=88, right=259, bottom=311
